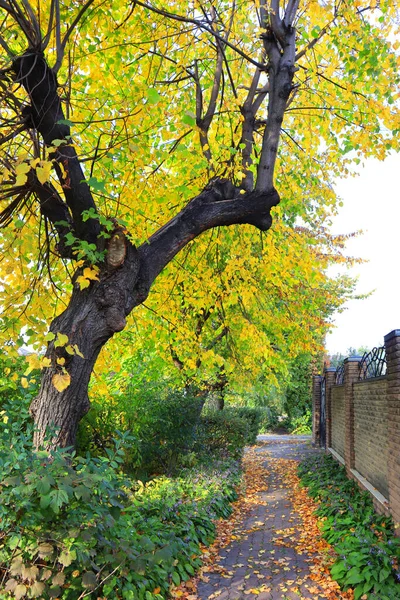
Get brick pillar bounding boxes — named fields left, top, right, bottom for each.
left=344, top=357, right=362, bottom=474
left=384, top=330, right=400, bottom=532
left=325, top=368, right=336, bottom=450
left=312, top=375, right=322, bottom=446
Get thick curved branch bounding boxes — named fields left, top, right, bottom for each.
left=53, top=0, right=96, bottom=74
left=11, top=50, right=101, bottom=243
left=138, top=178, right=280, bottom=287
left=28, top=173, right=75, bottom=258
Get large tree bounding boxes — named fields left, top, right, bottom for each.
left=0, top=0, right=398, bottom=448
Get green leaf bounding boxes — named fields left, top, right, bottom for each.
left=146, top=88, right=161, bottom=104
left=49, top=488, right=69, bottom=513
left=56, top=118, right=74, bottom=127
left=184, top=563, right=195, bottom=575
left=58, top=549, right=76, bottom=567
left=36, top=475, right=54, bottom=495
left=171, top=571, right=180, bottom=586
left=379, top=568, right=391, bottom=582
left=86, top=177, right=107, bottom=193
left=39, top=494, right=52, bottom=510
left=182, top=112, right=196, bottom=127
left=354, top=584, right=365, bottom=600
left=345, top=567, right=364, bottom=585
left=82, top=571, right=97, bottom=589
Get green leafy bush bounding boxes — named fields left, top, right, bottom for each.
left=289, top=409, right=312, bottom=435
left=257, top=405, right=281, bottom=433
left=78, top=383, right=203, bottom=476
left=196, top=409, right=248, bottom=459
left=0, top=403, right=241, bottom=600
left=298, top=454, right=400, bottom=600
left=226, top=406, right=262, bottom=444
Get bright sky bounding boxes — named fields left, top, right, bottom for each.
left=325, top=153, right=400, bottom=356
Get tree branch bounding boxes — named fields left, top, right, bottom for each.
left=132, top=0, right=266, bottom=70
left=29, top=173, right=75, bottom=258
left=12, top=50, right=101, bottom=243
left=255, top=7, right=298, bottom=192
left=53, top=0, right=96, bottom=74
left=138, top=178, right=280, bottom=288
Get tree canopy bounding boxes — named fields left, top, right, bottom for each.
left=0, top=0, right=399, bottom=447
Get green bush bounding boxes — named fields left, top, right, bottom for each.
left=257, top=405, right=281, bottom=433
left=288, top=409, right=312, bottom=435
left=78, top=385, right=204, bottom=477
left=196, top=409, right=248, bottom=459
left=298, top=454, right=400, bottom=600
left=226, top=406, right=262, bottom=444
left=0, top=402, right=241, bottom=600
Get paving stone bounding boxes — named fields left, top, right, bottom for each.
left=197, top=436, right=328, bottom=600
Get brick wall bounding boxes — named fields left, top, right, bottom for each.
left=353, top=378, right=388, bottom=500
left=385, top=331, right=400, bottom=529
left=313, top=330, right=400, bottom=529
left=331, top=385, right=345, bottom=460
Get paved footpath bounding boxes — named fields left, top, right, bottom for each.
left=197, top=435, right=327, bottom=600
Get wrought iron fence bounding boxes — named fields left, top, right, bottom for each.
left=335, top=362, right=345, bottom=385
left=358, top=346, right=387, bottom=380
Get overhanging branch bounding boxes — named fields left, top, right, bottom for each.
left=138, top=178, right=280, bottom=287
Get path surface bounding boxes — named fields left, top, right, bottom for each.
left=197, top=435, right=329, bottom=600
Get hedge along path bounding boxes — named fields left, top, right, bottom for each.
left=172, top=438, right=354, bottom=600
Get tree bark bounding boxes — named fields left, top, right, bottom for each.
left=30, top=241, right=144, bottom=449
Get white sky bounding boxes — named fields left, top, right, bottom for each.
left=325, top=153, right=400, bottom=355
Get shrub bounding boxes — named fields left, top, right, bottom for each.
left=77, top=385, right=204, bottom=477
left=226, top=406, right=263, bottom=444
left=288, top=409, right=312, bottom=435
left=0, top=402, right=241, bottom=600
left=257, top=405, right=281, bottom=433
left=196, top=409, right=248, bottom=459
left=298, top=454, right=400, bottom=600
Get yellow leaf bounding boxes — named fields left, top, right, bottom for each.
left=83, top=267, right=99, bottom=281
left=44, top=332, right=55, bottom=342
left=58, top=161, right=67, bottom=179
left=56, top=357, right=66, bottom=366
left=76, top=276, right=91, bottom=290
left=73, top=344, right=84, bottom=358
left=66, top=345, right=75, bottom=355
left=15, top=163, right=30, bottom=175
left=42, top=357, right=52, bottom=368
left=15, top=162, right=30, bottom=186
left=21, top=377, right=29, bottom=388
left=54, top=332, right=69, bottom=347
left=52, top=372, right=71, bottom=392
left=36, top=160, right=53, bottom=184
left=24, top=354, right=42, bottom=376
left=16, top=174, right=28, bottom=186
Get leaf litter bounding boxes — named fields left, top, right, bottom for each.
left=171, top=441, right=354, bottom=599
